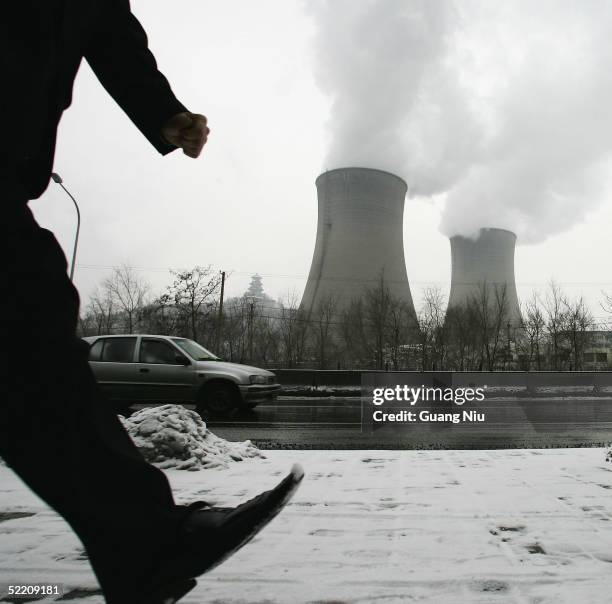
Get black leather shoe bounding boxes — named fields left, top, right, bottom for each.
left=144, top=464, right=304, bottom=603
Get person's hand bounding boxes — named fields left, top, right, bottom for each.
left=161, top=112, right=209, bottom=158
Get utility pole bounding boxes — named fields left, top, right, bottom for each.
left=216, top=271, right=225, bottom=353
left=248, top=298, right=255, bottom=363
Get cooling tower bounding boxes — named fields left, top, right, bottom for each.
left=447, top=228, right=521, bottom=325
left=300, top=167, right=416, bottom=317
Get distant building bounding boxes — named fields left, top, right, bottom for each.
left=245, top=274, right=265, bottom=299
left=583, top=331, right=612, bottom=370
left=238, top=274, right=279, bottom=311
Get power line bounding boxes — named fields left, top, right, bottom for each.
left=75, top=264, right=612, bottom=287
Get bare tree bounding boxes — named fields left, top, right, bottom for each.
left=103, top=264, right=149, bottom=334
left=278, top=293, right=309, bottom=368
left=563, top=295, right=593, bottom=370
left=338, top=298, right=368, bottom=368
left=600, top=291, right=612, bottom=330
left=471, top=281, right=509, bottom=370
left=445, top=303, right=479, bottom=370
left=222, top=297, right=249, bottom=362
left=362, top=274, right=393, bottom=369
left=543, top=280, right=569, bottom=370
left=253, top=312, right=281, bottom=367
left=140, top=293, right=179, bottom=335
left=166, top=265, right=222, bottom=341
left=518, top=292, right=546, bottom=370
left=311, top=293, right=338, bottom=369
left=416, top=287, right=447, bottom=371
left=386, top=297, right=417, bottom=370
left=82, top=284, right=116, bottom=335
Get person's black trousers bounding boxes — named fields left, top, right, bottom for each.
left=0, top=206, right=184, bottom=603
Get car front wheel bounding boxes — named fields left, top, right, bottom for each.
left=197, top=383, right=238, bottom=416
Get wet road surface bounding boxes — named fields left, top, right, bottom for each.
left=201, top=396, right=612, bottom=449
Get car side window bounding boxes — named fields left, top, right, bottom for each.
left=88, top=339, right=103, bottom=361
left=140, top=339, right=183, bottom=365
left=100, top=338, right=136, bottom=363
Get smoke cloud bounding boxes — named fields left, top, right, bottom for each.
left=307, top=0, right=612, bottom=243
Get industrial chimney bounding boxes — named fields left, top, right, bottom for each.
left=300, top=167, right=416, bottom=318
left=447, top=228, right=522, bottom=325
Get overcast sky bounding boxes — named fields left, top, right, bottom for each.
left=32, top=0, right=612, bottom=325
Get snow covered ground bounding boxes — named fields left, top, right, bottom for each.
left=2, top=448, right=612, bottom=603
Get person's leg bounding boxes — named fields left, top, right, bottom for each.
left=0, top=211, right=183, bottom=602
left=1, top=206, right=304, bottom=604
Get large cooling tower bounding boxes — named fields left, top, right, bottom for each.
left=447, top=228, right=521, bottom=325
left=300, top=167, right=416, bottom=317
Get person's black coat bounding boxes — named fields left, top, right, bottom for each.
left=1, top=0, right=187, bottom=202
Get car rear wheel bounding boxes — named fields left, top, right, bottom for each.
left=197, top=383, right=238, bottom=416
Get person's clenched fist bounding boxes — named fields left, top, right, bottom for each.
left=161, top=112, right=209, bottom=158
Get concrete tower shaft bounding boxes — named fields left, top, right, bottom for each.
left=300, top=167, right=416, bottom=316
left=447, top=228, right=522, bottom=325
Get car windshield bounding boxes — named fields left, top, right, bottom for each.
left=171, top=338, right=219, bottom=361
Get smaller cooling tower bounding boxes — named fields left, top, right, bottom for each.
left=447, top=228, right=521, bottom=325
left=300, top=167, right=416, bottom=318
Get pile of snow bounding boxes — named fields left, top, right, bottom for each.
left=120, top=405, right=264, bottom=470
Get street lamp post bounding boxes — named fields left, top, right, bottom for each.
left=51, top=172, right=80, bottom=282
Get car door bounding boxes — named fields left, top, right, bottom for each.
left=135, top=337, right=197, bottom=403
left=88, top=336, right=140, bottom=402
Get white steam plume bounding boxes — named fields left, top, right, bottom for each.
left=307, top=0, right=612, bottom=244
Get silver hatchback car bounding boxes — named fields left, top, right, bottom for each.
left=83, top=334, right=281, bottom=414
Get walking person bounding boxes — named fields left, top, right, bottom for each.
left=0, top=2, right=303, bottom=603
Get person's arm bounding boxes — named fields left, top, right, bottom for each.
left=85, top=0, right=208, bottom=157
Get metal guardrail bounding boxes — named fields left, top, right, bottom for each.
left=274, top=369, right=612, bottom=390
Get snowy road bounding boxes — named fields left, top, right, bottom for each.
left=2, top=448, right=612, bottom=603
